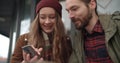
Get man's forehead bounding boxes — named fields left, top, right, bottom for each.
left=65, top=0, right=82, bottom=9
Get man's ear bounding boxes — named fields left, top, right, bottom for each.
left=89, top=0, right=96, bottom=9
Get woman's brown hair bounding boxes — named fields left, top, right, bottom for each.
left=28, top=11, right=72, bottom=63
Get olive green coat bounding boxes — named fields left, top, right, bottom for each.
left=69, top=12, right=120, bottom=63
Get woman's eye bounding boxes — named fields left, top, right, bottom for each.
left=40, top=16, right=45, bottom=19
left=50, top=17, right=55, bottom=19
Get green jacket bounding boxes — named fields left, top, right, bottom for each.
left=69, top=12, right=120, bottom=63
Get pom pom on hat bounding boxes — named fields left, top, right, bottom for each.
left=36, top=0, right=62, bottom=17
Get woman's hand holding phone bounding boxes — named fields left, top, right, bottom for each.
left=21, top=45, right=43, bottom=63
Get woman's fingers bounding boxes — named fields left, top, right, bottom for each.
left=22, top=51, right=30, bottom=62
left=22, top=45, right=44, bottom=63
left=22, top=51, right=28, bottom=61
left=30, top=55, right=38, bottom=62
left=31, top=45, right=43, bottom=55
left=36, top=58, right=44, bottom=63
left=38, top=48, right=43, bottom=55
left=26, top=54, right=30, bottom=61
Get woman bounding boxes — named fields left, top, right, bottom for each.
left=10, top=0, right=72, bottom=63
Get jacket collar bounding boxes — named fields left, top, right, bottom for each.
left=99, top=15, right=117, bottom=42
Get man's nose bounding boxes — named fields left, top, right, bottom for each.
left=69, top=12, right=75, bottom=18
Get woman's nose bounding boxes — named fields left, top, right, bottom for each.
left=45, top=18, right=50, bottom=23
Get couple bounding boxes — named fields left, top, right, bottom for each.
left=10, top=0, right=120, bottom=63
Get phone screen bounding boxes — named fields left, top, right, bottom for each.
left=22, top=45, right=38, bottom=58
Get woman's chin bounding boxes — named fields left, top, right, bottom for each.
left=44, top=30, right=53, bottom=34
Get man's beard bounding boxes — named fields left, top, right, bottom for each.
left=72, top=10, right=92, bottom=30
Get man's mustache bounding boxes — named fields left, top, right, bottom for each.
left=71, top=18, right=81, bottom=22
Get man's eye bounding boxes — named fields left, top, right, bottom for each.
left=71, top=6, right=79, bottom=11
left=71, top=8, right=77, bottom=11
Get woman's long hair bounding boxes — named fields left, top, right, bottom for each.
left=28, top=11, right=72, bottom=63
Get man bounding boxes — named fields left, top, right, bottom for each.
left=65, top=0, right=120, bottom=63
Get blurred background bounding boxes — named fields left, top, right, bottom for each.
left=0, top=0, right=120, bottom=63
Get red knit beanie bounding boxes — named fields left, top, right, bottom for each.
left=36, top=0, right=62, bottom=17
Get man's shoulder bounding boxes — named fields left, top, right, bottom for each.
left=111, top=11, right=120, bottom=21
left=111, top=11, right=120, bottom=33
left=99, top=11, right=120, bottom=29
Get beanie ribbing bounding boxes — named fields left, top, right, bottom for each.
left=36, top=0, right=62, bottom=17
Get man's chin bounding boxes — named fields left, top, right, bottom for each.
left=75, top=26, right=82, bottom=30
left=75, top=24, right=86, bottom=30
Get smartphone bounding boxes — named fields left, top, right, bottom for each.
left=22, top=45, right=38, bottom=58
